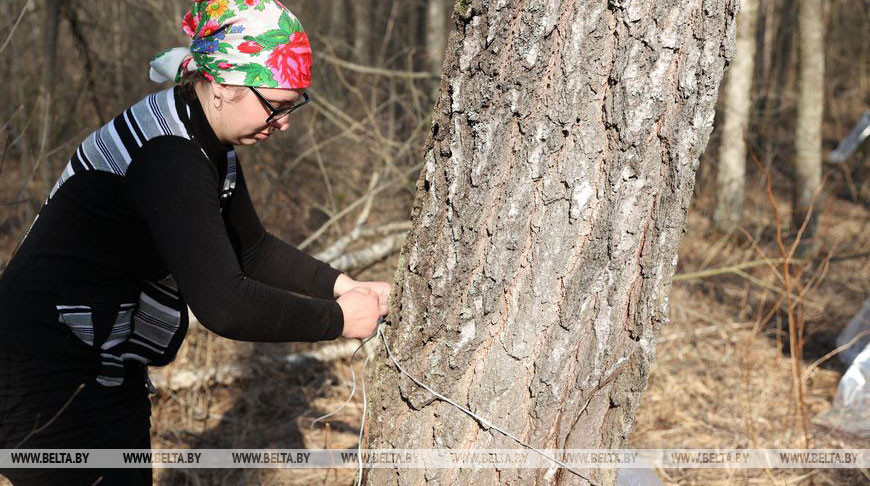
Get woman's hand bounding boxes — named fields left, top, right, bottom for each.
left=337, top=287, right=385, bottom=339
left=349, top=281, right=391, bottom=308
left=334, top=274, right=393, bottom=310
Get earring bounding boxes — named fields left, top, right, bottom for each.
left=214, top=97, right=223, bottom=110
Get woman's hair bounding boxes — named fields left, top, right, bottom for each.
left=179, top=70, right=206, bottom=102
left=179, top=70, right=246, bottom=103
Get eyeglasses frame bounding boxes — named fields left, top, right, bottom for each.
left=248, top=87, right=311, bottom=124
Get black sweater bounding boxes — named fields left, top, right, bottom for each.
left=0, top=87, right=344, bottom=343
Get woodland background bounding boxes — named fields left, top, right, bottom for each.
left=0, top=0, right=868, bottom=484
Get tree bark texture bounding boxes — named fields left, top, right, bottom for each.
left=366, top=1, right=737, bottom=485
left=793, top=0, right=824, bottom=245
left=714, top=0, right=757, bottom=230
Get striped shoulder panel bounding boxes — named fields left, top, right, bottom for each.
left=48, top=88, right=191, bottom=201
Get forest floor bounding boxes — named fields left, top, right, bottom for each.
left=627, top=181, right=870, bottom=486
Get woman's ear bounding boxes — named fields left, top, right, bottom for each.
left=211, top=82, right=247, bottom=104
left=210, top=82, right=226, bottom=107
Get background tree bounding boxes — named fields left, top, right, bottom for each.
left=793, top=0, right=825, bottom=254
left=425, top=0, right=449, bottom=75
left=35, top=0, right=60, bottom=200
left=364, top=0, right=739, bottom=484
left=714, top=0, right=758, bottom=230
left=351, top=0, right=370, bottom=63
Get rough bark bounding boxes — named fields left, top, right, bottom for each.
left=714, top=0, right=757, bottom=230
left=366, top=0, right=737, bottom=484
left=793, top=0, right=825, bottom=251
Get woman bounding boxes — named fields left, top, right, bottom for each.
left=0, top=1, right=388, bottom=484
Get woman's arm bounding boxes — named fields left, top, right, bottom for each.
left=223, top=160, right=344, bottom=299
left=126, top=136, right=344, bottom=342
left=224, top=153, right=394, bottom=309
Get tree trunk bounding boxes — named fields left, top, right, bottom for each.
left=329, top=0, right=349, bottom=57
left=793, top=0, right=825, bottom=252
left=760, top=0, right=796, bottom=171
left=366, top=0, right=738, bottom=484
left=36, top=0, right=61, bottom=199
left=425, top=0, right=448, bottom=75
left=714, top=0, right=758, bottom=230
left=351, top=0, right=370, bottom=63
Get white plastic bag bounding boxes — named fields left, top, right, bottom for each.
left=833, top=342, right=870, bottom=411
left=817, top=342, right=870, bottom=438
left=836, top=298, right=870, bottom=365
left=815, top=299, right=870, bottom=438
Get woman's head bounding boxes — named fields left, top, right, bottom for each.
left=151, top=0, right=313, bottom=144
left=192, top=78, right=306, bottom=145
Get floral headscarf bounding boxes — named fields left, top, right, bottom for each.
left=149, top=0, right=312, bottom=89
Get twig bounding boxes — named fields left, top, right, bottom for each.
left=802, top=329, right=870, bottom=383
left=736, top=226, right=787, bottom=286
left=0, top=198, right=30, bottom=207
left=315, top=52, right=439, bottom=80
left=673, top=258, right=808, bottom=281
left=264, top=123, right=357, bottom=207
left=698, top=226, right=736, bottom=270
left=0, top=105, right=24, bottom=135
left=317, top=221, right=411, bottom=262
left=731, top=268, right=821, bottom=310
left=0, top=0, right=31, bottom=56
left=354, top=172, right=380, bottom=230
left=326, top=232, right=407, bottom=270
left=309, top=125, right=337, bottom=216
left=0, top=134, right=11, bottom=181
left=297, top=162, right=422, bottom=250
left=657, top=320, right=751, bottom=343
left=309, top=89, right=402, bottom=151
left=753, top=149, right=811, bottom=448
left=63, top=3, right=106, bottom=124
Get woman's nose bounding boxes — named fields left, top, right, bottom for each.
left=271, top=117, right=291, bottom=132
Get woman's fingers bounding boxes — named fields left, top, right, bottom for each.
left=345, top=282, right=392, bottom=312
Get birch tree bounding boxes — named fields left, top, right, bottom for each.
left=365, top=0, right=738, bottom=484
left=793, top=0, right=825, bottom=252
left=714, top=0, right=758, bottom=230
left=351, top=0, right=370, bottom=63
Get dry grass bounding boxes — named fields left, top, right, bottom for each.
left=628, top=182, right=870, bottom=485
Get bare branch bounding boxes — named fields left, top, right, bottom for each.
left=0, top=0, right=31, bottom=56
left=316, top=221, right=411, bottom=263
left=315, top=51, right=439, bottom=80
left=325, top=231, right=407, bottom=271
left=298, top=162, right=421, bottom=250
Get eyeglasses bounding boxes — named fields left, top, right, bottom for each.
left=248, top=87, right=311, bottom=124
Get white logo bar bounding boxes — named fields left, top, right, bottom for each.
left=0, top=449, right=866, bottom=469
